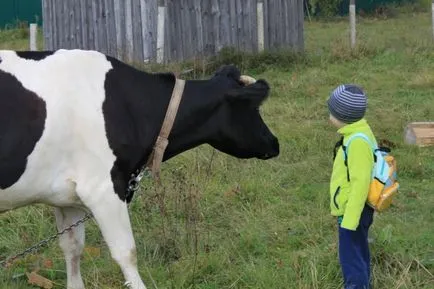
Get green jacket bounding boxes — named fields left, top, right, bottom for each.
left=330, top=119, right=376, bottom=231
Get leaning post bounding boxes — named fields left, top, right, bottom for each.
left=157, top=0, right=166, bottom=64
left=30, top=23, right=38, bottom=51
left=432, top=0, right=434, bottom=40
left=350, top=0, right=356, bottom=49
left=257, top=0, right=265, bottom=52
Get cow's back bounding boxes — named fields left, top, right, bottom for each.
left=0, top=50, right=116, bottom=211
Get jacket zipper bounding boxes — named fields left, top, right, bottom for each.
left=333, top=186, right=341, bottom=210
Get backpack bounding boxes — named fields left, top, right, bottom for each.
left=340, top=133, right=399, bottom=212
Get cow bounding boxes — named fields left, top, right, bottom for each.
left=0, top=49, right=279, bottom=289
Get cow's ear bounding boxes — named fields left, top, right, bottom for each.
left=225, top=80, right=270, bottom=107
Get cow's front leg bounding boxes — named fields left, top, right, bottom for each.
left=77, top=181, right=147, bottom=289
left=54, top=207, right=86, bottom=289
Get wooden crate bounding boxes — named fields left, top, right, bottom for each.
left=404, top=122, right=434, bottom=147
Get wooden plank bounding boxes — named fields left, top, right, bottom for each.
left=266, top=0, right=275, bottom=50
left=125, top=0, right=134, bottom=62
left=165, top=0, right=174, bottom=62
left=262, top=0, right=269, bottom=50
left=194, top=0, right=203, bottom=56
left=281, top=0, right=287, bottom=47
left=41, top=0, right=47, bottom=49
left=242, top=0, right=251, bottom=52
left=149, top=0, right=158, bottom=61
left=265, top=0, right=271, bottom=50
left=187, top=0, right=195, bottom=60
left=56, top=0, right=62, bottom=48
left=182, top=0, right=191, bottom=59
left=281, top=0, right=288, bottom=45
left=95, top=0, right=100, bottom=51
left=164, top=0, right=173, bottom=62
left=79, top=0, right=88, bottom=50
left=132, top=0, right=144, bottom=62
left=178, top=0, right=187, bottom=60
left=176, top=0, right=183, bottom=61
left=91, top=0, right=99, bottom=50
left=106, top=0, right=117, bottom=57
left=275, top=0, right=282, bottom=49
left=100, top=0, right=109, bottom=54
left=114, top=0, right=126, bottom=59
left=219, top=0, right=230, bottom=49
left=405, top=122, right=434, bottom=146
left=235, top=0, right=243, bottom=51
left=41, top=0, right=50, bottom=50
left=52, top=0, right=58, bottom=48
left=201, top=0, right=211, bottom=56
left=140, top=0, right=150, bottom=62
left=211, top=0, right=220, bottom=53
left=156, top=2, right=166, bottom=63
left=298, top=0, right=305, bottom=51
left=74, top=0, right=82, bottom=48
left=188, top=0, right=198, bottom=59
left=50, top=0, right=56, bottom=49
left=86, top=0, right=94, bottom=50
left=99, top=0, right=106, bottom=52
left=289, top=0, right=296, bottom=48
left=296, top=0, right=304, bottom=51
left=250, top=0, right=258, bottom=52
left=229, top=0, right=236, bottom=47
left=69, top=1, right=76, bottom=48
left=103, top=0, right=111, bottom=55
left=62, top=0, right=69, bottom=48
left=96, top=0, right=102, bottom=51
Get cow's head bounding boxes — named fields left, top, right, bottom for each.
left=205, top=65, right=280, bottom=160
left=165, top=65, right=279, bottom=161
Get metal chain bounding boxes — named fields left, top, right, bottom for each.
left=0, top=213, right=93, bottom=268
left=0, top=166, right=150, bottom=269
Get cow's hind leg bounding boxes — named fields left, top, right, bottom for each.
left=77, top=181, right=147, bottom=289
left=54, top=207, right=86, bottom=289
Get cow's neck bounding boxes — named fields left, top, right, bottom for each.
left=159, top=79, right=223, bottom=162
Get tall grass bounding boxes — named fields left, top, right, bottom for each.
left=1, top=8, right=434, bottom=289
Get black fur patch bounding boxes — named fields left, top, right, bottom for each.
left=0, top=70, right=47, bottom=189
left=16, top=51, right=54, bottom=61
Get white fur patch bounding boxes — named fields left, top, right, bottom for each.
left=0, top=49, right=115, bottom=211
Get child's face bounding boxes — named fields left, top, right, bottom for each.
left=329, top=114, right=345, bottom=128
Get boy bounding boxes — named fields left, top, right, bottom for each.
left=328, top=84, right=375, bottom=289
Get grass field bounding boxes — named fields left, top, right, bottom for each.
left=1, top=8, right=434, bottom=289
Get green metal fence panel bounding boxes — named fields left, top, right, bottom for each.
left=305, top=0, right=417, bottom=16
left=338, top=0, right=413, bottom=15
left=0, top=0, right=16, bottom=28
left=0, top=0, right=42, bottom=28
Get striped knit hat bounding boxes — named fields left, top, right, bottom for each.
left=327, top=84, right=367, bottom=124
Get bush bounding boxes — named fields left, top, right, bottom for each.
left=307, top=0, right=343, bottom=17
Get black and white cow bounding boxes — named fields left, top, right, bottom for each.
left=0, top=49, right=279, bottom=289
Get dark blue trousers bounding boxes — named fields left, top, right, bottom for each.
left=338, top=205, right=374, bottom=289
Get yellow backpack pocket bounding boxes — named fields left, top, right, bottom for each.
left=343, top=133, right=399, bottom=213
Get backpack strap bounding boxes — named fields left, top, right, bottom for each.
left=333, top=137, right=344, bottom=161
left=342, top=133, right=377, bottom=182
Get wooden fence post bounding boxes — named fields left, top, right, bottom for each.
left=257, top=0, right=265, bottom=52
left=432, top=0, right=434, bottom=40
left=350, top=0, right=356, bottom=48
left=157, top=0, right=166, bottom=64
left=30, top=23, right=38, bottom=51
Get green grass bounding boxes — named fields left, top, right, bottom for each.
left=1, top=10, right=434, bottom=289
